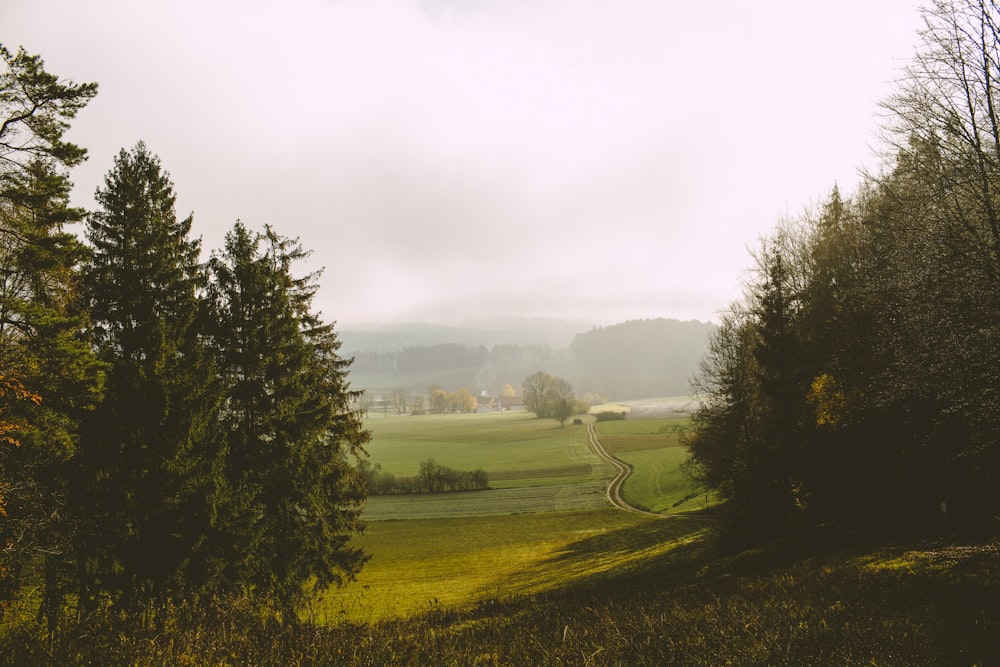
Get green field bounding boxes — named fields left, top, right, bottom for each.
left=593, top=416, right=689, bottom=453
left=362, top=410, right=615, bottom=522
left=315, top=509, right=707, bottom=622
left=360, top=410, right=710, bottom=521
left=617, top=448, right=711, bottom=512
left=360, top=481, right=610, bottom=520
left=363, top=410, right=599, bottom=480
left=592, top=417, right=715, bottom=513
left=365, top=412, right=611, bottom=521
left=328, top=409, right=711, bottom=619
left=360, top=410, right=710, bottom=520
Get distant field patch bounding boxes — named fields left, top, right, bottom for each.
left=359, top=411, right=612, bottom=518
left=487, top=464, right=593, bottom=481
left=617, top=448, right=712, bottom=513
left=364, top=410, right=607, bottom=480
left=596, top=417, right=689, bottom=454
left=590, top=403, right=632, bottom=414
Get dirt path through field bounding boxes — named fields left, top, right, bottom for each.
left=586, top=422, right=662, bottom=517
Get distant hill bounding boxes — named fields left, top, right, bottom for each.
left=341, top=317, right=713, bottom=401
left=339, top=318, right=587, bottom=353
left=568, top=318, right=716, bottom=400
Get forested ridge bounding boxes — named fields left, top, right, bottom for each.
left=684, top=1, right=1000, bottom=539
left=571, top=318, right=713, bottom=399
left=351, top=342, right=556, bottom=375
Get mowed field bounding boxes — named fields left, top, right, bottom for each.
left=360, top=410, right=611, bottom=520
left=319, top=408, right=706, bottom=621
left=361, top=410, right=596, bottom=479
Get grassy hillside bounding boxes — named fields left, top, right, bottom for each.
left=4, top=408, right=996, bottom=664
left=315, top=509, right=677, bottom=621
left=9, top=520, right=996, bottom=665
left=359, top=410, right=709, bottom=520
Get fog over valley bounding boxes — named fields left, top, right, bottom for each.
left=341, top=317, right=714, bottom=401
left=4, top=0, right=922, bottom=328
left=4, top=1, right=1000, bottom=660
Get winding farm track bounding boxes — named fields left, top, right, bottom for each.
left=586, top=422, right=662, bottom=517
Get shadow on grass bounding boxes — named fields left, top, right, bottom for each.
left=498, top=511, right=722, bottom=600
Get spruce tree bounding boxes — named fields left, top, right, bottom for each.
left=749, top=242, right=803, bottom=526
left=78, top=142, right=219, bottom=611
left=205, top=222, right=368, bottom=612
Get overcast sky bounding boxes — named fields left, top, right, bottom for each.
left=4, top=0, right=923, bottom=328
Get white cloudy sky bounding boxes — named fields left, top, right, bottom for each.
left=4, top=0, right=923, bottom=327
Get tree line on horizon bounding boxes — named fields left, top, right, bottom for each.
left=684, top=0, right=1000, bottom=540
left=0, top=44, right=369, bottom=634
left=348, top=319, right=711, bottom=402
left=350, top=342, right=561, bottom=375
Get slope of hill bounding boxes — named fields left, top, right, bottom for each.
left=18, top=523, right=997, bottom=664
left=569, top=318, right=715, bottom=399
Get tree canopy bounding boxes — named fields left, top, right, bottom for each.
left=0, top=44, right=102, bottom=630
left=1, top=46, right=369, bottom=631
left=205, top=221, right=368, bottom=607
left=522, top=371, right=586, bottom=426
left=684, top=0, right=1000, bottom=539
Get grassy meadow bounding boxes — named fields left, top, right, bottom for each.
left=362, top=410, right=599, bottom=481
left=360, top=409, right=705, bottom=518
left=594, top=417, right=717, bottom=513
left=322, top=409, right=709, bottom=620
left=314, top=510, right=699, bottom=622
left=361, top=410, right=614, bottom=520
left=4, top=404, right=998, bottom=664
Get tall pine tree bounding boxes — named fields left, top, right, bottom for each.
left=78, top=142, right=219, bottom=611
left=205, top=222, right=368, bottom=613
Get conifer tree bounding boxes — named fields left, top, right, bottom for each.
left=78, top=142, right=219, bottom=611
left=749, top=241, right=806, bottom=526
left=684, top=309, right=757, bottom=497
left=0, top=46, right=101, bottom=628
left=205, top=221, right=368, bottom=612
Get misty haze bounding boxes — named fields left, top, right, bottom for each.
left=2, top=0, right=998, bottom=664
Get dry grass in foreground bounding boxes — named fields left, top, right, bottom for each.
left=2, top=520, right=998, bottom=666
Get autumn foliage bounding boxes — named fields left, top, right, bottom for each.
left=0, top=373, right=41, bottom=449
